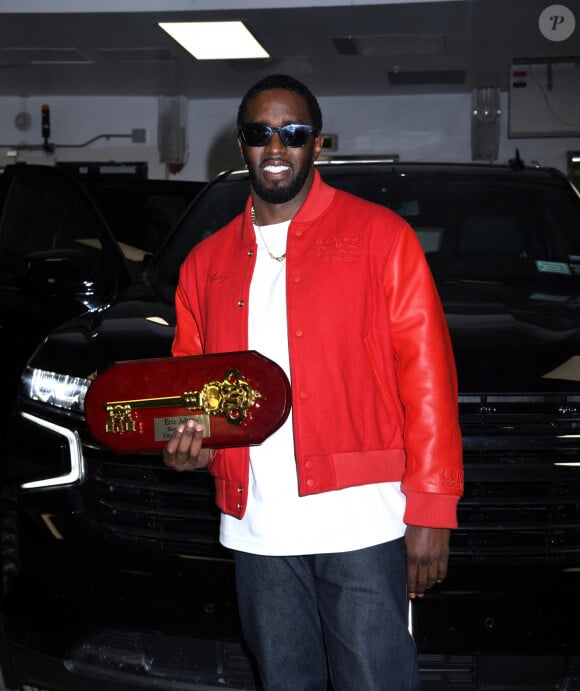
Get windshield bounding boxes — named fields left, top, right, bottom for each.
left=328, top=169, right=580, bottom=284
left=152, top=165, right=580, bottom=304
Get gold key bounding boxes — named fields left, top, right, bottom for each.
left=103, top=368, right=261, bottom=434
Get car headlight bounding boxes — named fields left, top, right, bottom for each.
left=21, top=367, right=90, bottom=413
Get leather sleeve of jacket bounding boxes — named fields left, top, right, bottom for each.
left=385, top=220, right=464, bottom=528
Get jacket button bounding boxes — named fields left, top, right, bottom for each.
left=238, top=300, right=245, bottom=307
left=237, top=487, right=243, bottom=493
left=306, top=479, right=314, bottom=488
left=295, top=329, right=303, bottom=337
left=305, top=461, right=313, bottom=469
left=248, top=250, right=253, bottom=257
left=237, top=503, right=243, bottom=510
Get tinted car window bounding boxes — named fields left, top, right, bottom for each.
left=81, top=176, right=204, bottom=255
left=0, top=168, right=116, bottom=295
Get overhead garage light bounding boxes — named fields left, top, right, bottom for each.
left=159, top=21, right=269, bottom=60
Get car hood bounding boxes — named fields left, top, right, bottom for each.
left=29, top=296, right=176, bottom=379
left=440, top=277, right=580, bottom=394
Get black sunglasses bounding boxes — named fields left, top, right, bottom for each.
left=238, top=123, right=317, bottom=148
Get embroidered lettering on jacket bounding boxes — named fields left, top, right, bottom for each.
left=313, top=236, right=362, bottom=262
left=440, top=467, right=464, bottom=490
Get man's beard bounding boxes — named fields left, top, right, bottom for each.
left=247, top=156, right=312, bottom=205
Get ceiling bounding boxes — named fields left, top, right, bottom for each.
left=0, top=0, right=578, bottom=99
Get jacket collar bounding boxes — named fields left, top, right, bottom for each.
left=241, top=169, right=335, bottom=242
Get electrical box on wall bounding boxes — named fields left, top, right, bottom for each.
left=509, top=60, right=580, bottom=138
left=321, top=134, right=338, bottom=151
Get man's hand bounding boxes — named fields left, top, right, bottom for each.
left=404, top=526, right=450, bottom=599
left=162, top=419, right=213, bottom=472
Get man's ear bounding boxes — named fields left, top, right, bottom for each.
left=237, top=135, right=247, bottom=164
left=312, top=133, right=325, bottom=162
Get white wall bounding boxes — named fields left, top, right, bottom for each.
left=0, top=92, right=578, bottom=181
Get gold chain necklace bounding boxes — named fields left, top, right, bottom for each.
left=251, top=207, right=287, bottom=263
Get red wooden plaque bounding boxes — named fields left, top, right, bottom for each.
left=84, top=350, right=292, bottom=453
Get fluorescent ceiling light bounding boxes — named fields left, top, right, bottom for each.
left=159, top=21, right=269, bottom=60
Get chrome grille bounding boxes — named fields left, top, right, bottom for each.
left=455, top=393, right=580, bottom=564
left=88, top=454, right=226, bottom=558
left=87, top=393, right=580, bottom=566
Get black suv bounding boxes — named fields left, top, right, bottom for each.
left=2, top=160, right=580, bottom=691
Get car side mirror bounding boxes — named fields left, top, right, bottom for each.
left=23, top=249, right=94, bottom=297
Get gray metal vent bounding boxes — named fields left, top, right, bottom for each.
left=226, top=56, right=312, bottom=74
left=98, top=48, right=175, bottom=63
left=388, top=69, right=466, bottom=86
left=1, top=47, right=90, bottom=64
left=332, top=34, right=446, bottom=57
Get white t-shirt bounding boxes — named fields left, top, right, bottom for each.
left=219, top=219, right=406, bottom=556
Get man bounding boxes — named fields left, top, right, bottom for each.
left=163, top=74, right=463, bottom=691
